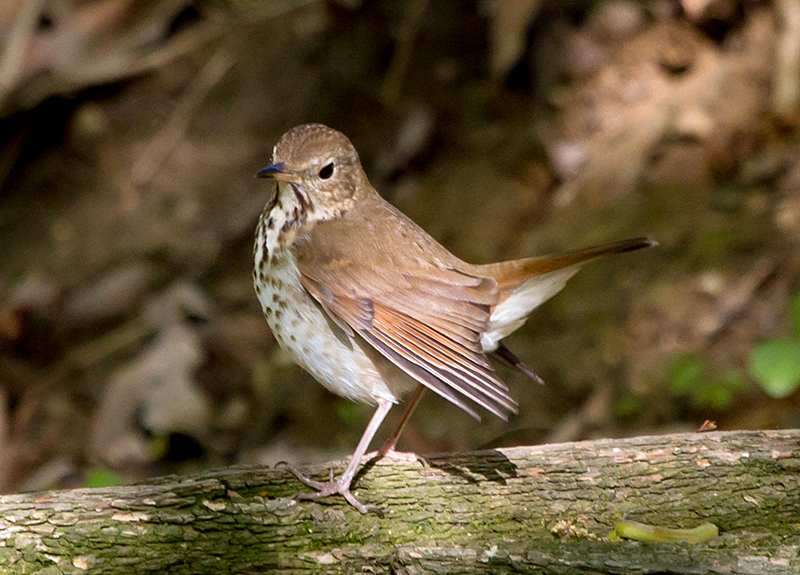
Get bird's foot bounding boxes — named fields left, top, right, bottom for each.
left=276, top=462, right=383, bottom=516
left=369, top=447, right=428, bottom=468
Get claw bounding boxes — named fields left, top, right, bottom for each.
left=278, top=462, right=383, bottom=515
left=272, top=400, right=394, bottom=516
left=373, top=449, right=429, bottom=468
left=343, top=491, right=383, bottom=517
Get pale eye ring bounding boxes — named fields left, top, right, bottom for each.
left=319, top=162, right=334, bottom=179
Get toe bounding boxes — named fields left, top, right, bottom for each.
left=380, top=450, right=428, bottom=468
left=342, top=490, right=383, bottom=517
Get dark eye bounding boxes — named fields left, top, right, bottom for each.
left=319, top=162, right=334, bottom=179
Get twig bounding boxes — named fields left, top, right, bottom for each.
left=0, top=0, right=320, bottom=118
left=130, top=46, right=235, bottom=188
left=704, top=255, right=778, bottom=345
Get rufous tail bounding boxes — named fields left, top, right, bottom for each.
left=478, top=237, right=657, bottom=352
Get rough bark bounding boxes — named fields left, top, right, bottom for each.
left=0, top=430, right=797, bottom=574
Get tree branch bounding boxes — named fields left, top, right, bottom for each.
left=0, top=430, right=797, bottom=574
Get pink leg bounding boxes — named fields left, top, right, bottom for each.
left=376, top=385, right=426, bottom=457
left=279, top=399, right=393, bottom=515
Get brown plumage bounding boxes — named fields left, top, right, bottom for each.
left=253, top=123, right=655, bottom=514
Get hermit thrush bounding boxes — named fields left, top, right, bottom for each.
left=254, top=123, right=655, bottom=514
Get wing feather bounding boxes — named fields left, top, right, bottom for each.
left=372, top=307, right=515, bottom=408
left=294, top=202, right=518, bottom=419
left=365, top=314, right=513, bottom=419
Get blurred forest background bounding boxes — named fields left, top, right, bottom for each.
left=0, top=0, right=799, bottom=494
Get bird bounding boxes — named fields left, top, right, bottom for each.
left=253, top=123, right=655, bottom=514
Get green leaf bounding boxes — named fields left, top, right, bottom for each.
left=749, top=339, right=800, bottom=399
left=690, top=380, right=733, bottom=410
left=610, top=520, right=718, bottom=543
left=792, top=290, right=800, bottom=339
left=614, top=395, right=641, bottom=417
left=85, top=467, right=125, bottom=488
left=669, top=354, right=704, bottom=395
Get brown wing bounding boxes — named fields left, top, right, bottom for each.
left=294, top=199, right=518, bottom=420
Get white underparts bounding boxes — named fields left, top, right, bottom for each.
left=481, top=266, right=581, bottom=352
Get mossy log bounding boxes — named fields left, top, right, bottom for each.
left=0, top=430, right=797, bottom=574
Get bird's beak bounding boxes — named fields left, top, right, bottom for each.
left=256, top=163, right=302, bottom=182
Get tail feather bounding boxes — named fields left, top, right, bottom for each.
left=478, top=237, right=656, bottom=351
left=491, top=342, right=545, bottom=384
left=480, top=237, right=657, bottom=290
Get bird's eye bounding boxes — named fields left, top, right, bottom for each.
left=318, top=162, right=334, bottom=179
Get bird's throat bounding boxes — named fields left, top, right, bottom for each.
left=257, top=181, right=311, bottom=259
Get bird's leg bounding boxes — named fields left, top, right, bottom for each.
left=279, top=398, right=393, bottom=515
left=373, top=385, right=427, bottom=465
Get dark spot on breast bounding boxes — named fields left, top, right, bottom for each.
left=290, top=335, right=296, bottom=342
left=293, top=188, right=308, bottom=211
left=266, top=218, right=274, bottom=230
left=275, top=309, right=283, bottom=321
left=278, top=299, right=287, bottom=310
left=264, top=308, right=273, bottom=317
left=272, top=293, right=280, bottom=302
